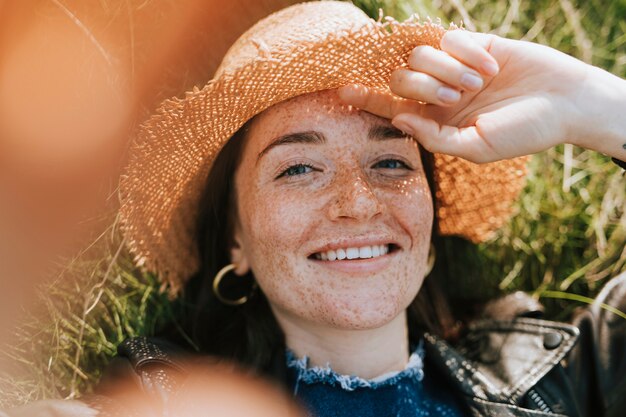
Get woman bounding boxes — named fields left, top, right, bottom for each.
left=5, top=1, right=625, bottom=416
left=112, top=2, right=626, bottom=416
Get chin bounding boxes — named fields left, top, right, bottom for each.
left=311, top=291, right=412, bottom=330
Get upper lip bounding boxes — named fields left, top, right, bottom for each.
left=307, top=235, right=401, bottom=257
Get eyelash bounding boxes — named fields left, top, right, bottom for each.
left=372, top=159, right=411, bottom=170
left=276, top=163, right=316, bottom=178
left=276, top=158, right=412, bottom=179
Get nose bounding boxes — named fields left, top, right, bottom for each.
left=326, top=169, right=383, bottom=222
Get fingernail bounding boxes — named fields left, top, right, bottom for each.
left=391, top=119, right=414, bottom=136
left=460, top=72, right=483, bottom=90
left=482, top=60, right=499, bottom=76
left=437, top=87, right=461, bottom=103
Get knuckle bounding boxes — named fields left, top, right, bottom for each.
left=440, top=30, right=459, bottom=48
left=409, top=45, right=433, bottom=62
left=409, top=45, right=444, bottom=71
left=389, top=71, right=405, bottom=93
left=409, top=75, right=434, bottom=96
left=354, top=86, right=371, bottom=106
left=389, top=68, right=406, bottom=85
left=390, top=100, right=405, bottom=117
left=390, top=68, right=417, bottom=88
left=390, top=69, right=439, bottom=102
left=482, top=32, right=498, bottom=43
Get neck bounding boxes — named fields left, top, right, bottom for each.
left=274, top=309, right=410, bottom=379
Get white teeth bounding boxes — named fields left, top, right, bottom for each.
left=314, top=244, right=392, bottom=261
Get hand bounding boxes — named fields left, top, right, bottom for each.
left=339, top=29, right=626, bottom=164
left=2, top=400, right=97, bottom=417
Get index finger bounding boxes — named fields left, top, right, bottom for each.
left=337, top=84, right=423, bottom=119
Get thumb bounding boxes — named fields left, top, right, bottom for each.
left=392, top=97, right=562, bottom=163
left=391, top=113, right=503, bottom=163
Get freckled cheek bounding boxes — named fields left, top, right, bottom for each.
left=380, top=178, right=433, bottom=290
left=382, top=177, right=433, bottom=231
left=238, top=188, right=318, bottom=295
left=245, top=191, right=314, bottom=249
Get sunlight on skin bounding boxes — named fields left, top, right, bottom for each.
left=231, top=90, right=432, bottom=378
left=338, top=30, right=626, bottom=164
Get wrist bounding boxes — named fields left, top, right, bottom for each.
left=569, top=65, right=626, bottom=160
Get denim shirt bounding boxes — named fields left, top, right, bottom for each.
left=286, top=342, right=466, bottom=417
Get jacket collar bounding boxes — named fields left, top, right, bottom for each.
left=424, top=317, right=579, bottom=404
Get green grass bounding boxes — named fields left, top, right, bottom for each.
left=1, top=0, right=625, bottom=407
left=0, top=224, right=183, bottom=404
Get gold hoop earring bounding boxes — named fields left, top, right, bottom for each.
left=425, top=243, right=436, bottom=276
left=212, top=263, right=252, bottom=306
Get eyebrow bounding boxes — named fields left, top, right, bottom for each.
left=367, top=125, right=409, bottom=141
left=257, top=131, right=324, bottom=162
left=256, top=124, right=411, bottom=163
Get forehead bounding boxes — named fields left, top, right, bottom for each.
left=246, top=89, right=393, bottom=149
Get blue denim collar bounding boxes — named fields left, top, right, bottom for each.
left=286, top=340, right=425, bottom=392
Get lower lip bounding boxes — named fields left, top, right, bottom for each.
left=309, top=250, right=397, bottom=274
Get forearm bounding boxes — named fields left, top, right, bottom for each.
left=570, top=64, right=626, bottom=162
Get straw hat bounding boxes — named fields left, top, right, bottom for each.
left=119, top=1, right=528, bottom=294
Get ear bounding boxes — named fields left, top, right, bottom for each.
left=229, top=223, right=251, bottom=276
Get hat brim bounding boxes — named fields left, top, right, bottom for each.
left=119, top=18, right=528, bottom=293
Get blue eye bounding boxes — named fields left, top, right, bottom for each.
left=277, top=163, right=314, bottom=178
left=373, top=159, right=410, bottom=170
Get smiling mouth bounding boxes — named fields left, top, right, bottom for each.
left=309, top=244, right=399, bottom=261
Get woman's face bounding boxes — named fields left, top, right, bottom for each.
left=231, top=89, right=433, bottom=330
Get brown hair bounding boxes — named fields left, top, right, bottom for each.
left=177, top=120, right=456, bottom=382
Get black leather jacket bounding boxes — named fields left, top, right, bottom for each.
left=92, top=272, right=626, bottom=417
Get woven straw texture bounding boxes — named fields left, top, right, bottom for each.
left=119, top=1, right=528, bottom=293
